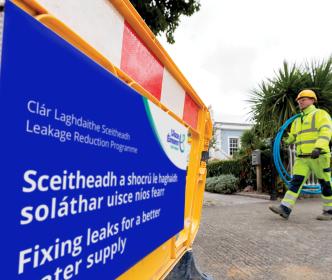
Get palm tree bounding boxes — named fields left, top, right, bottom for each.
left=249, top=57, right=332, bottom=138
left=302, top=58, right=332, bottom=112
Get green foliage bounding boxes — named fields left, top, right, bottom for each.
left=249, top=57, right=332, bottom=138
left=205, top=174, right=239, bottom=194
left=240, top=128, right=258, bottom=151
left=130, top=0, right=200, bottom=44
left=207, top=159, right=240, bottom=178
left=249, top=61, right=305, bottom=137
left=205, top=177, right=217, bottom=192
left=260, top=148, right=274, bottom=194
left=235, top=127, right=270, bottom=158
left=302, top=59, right=332, bottom=112
left=207, top=157, right=254, bottom=190
left=207, top=147, right=274, bottom=193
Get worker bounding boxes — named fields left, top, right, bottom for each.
left=269, top=89, right=332, bottom=220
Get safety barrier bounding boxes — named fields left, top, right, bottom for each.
left=2, top=1, right=212, bottom=279
left=0, top=1, right=4, bottom=66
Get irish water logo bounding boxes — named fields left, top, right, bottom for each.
left=167, top=129, right=185, bottom=152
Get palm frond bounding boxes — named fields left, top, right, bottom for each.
left=248, top=58, right=332, bottom=138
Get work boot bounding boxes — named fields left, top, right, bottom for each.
left=316, top=211, right=332, bottom=221
left=269, top=204, right=291, bottom=219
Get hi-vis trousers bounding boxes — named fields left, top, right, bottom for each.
left=281, top=155, right=332, bottom=212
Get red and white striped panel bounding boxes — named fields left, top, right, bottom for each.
left=121, top=22, right=163, bottom=100
left=37, top=0, right=124, bottom=67
left=37, top=0, right=199, bottom=129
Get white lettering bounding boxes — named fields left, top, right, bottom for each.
left=23, top=170, right=37, bottom=193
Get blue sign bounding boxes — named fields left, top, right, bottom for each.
left=0, top=2, right=190, bottom=279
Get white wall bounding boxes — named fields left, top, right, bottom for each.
left=209, top=122, right=252, bottom=160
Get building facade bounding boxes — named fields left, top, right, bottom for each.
left=209, top=121, right=252, bottom=160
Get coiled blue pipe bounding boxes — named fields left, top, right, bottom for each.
left=273, top=114, right=321, bottom=194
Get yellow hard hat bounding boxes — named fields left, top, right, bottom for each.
left=296, top=89, right=317, bottom=101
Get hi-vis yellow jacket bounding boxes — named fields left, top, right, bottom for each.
left=286, top=105, right=332, bottom=156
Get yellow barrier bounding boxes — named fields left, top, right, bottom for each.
left=12, top=1, right=212, bottom=278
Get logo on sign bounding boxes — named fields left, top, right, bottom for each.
left=167, top=129, right=185, bottom=153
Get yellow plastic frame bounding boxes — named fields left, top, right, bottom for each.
left=10, top=1, right=213, bottom=278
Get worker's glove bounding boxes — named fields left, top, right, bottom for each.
left=311, top=148, right=321, bottom=159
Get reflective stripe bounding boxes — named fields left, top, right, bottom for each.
left=297, top=111, right=317, bottom=135
left=281, top=200, right=294, bottom=209
left=322, top=197, right=332, bottom=205
left=295, top=140, right=316, bottom=145
left=318, top=136, right=330, bottom=141
left=285, top=192, right=298, bottom=200
left=293, top=108, right=332, bottom=154
left=323, top=206, right=332, bottom=211
left=319, top=124, right=332, bottom=130
left=282, top=191, right=299, bottom=209
left=297, top=128, right=317, bottom=135
left=283, top=197, right=296, bottom=205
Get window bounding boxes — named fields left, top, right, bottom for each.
left=229, top=138, right=239, bottom=156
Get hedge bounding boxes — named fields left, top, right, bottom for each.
left=207, top=150, right=274, bottom=192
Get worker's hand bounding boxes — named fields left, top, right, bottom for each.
left=311, top=148, right=321, bottom=159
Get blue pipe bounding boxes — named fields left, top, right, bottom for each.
left=273, top=114, right=322, bottom=195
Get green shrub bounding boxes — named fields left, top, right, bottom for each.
left=205, top=177, right=218, bottom=192
left=205, top=174, right=239, bottom=194
left=207, top=157, right=254, bottom=190
left=207, top=159, right=240, bottom=178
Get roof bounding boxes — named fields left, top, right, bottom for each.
left=215, top=121, right=252, bottom=131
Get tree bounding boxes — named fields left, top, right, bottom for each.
left=130, top=0, right=200, bottom=44
left=239, top=128, right=259, bottom=154
left=235, top=126, right=270, bottom=158
left=249, top=57, right=332, bottom=138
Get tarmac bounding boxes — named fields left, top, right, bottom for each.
left=193, top=192, right=332, bottom=280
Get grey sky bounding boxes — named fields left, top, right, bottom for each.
left=159, top=0, right=332, bottom=123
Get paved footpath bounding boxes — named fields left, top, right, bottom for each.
left=193, top=192, right=332, bottom=280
